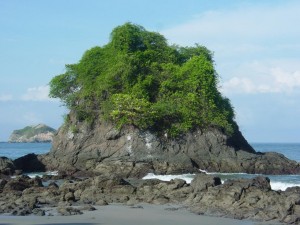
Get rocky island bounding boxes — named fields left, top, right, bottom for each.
left=8, top=124, right=56, bottom=143
left=1, top=23, right=300, bottom=224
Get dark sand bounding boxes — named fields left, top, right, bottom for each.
left=0, top=204, right=283, bottom=225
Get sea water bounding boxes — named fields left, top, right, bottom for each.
left=0, top=142, right=51, bottom=160
left=1, top=142, right=300, bottom=191
left=143, top=143, right=300, bottom=191
left=0, top=142, right=55, bottom=177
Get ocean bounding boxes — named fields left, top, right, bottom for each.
left=0, top=142, right=51, bottom=160
left=0, top=142, right=300, bottom=191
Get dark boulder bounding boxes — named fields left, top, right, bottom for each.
left=3, top=175, right=43, bottom=192
left=14, top=153, right=46, bottom=173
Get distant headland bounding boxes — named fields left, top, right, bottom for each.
left=8, top=124, right=56, bottom=143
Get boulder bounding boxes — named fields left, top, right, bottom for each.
left=189, top=176, right=300, bottom=223
left=57, top=206, right=82, bottom=216
left=190, top=173, right=221, bottom=192
left=3, top=175, right=43, bottom=192
left=14, top=153, right=46, bottom=173
left=0, top=157, right=15, bottom=175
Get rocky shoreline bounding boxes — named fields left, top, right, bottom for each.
left=1, top=121, right=300, bottom=224
left=0, top=171, right=299, bottom=224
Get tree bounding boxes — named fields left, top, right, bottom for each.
left=49, top=23, right=236, bottom=137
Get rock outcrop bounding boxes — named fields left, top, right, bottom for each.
left=8, top=124, right=56, bottom=143
left=40, top=113, right=300, bottom=176
left=0, top=173, right=299, bottom=223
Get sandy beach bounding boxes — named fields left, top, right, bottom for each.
left=0, top=204, right=283, bottom=225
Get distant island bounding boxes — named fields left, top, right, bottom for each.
left=8, top=124, right=56, bottom=143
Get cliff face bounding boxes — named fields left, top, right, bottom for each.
left=42, top=113, right=300, bottom=177
left=8, top=124, right=56, bottom=143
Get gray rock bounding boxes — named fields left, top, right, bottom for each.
left=79, top=205, right=96, bottom=211
left=0, top=157, right=15, bottom=175
left=0, top=173, right=300, bottom=224
left=191, top=174, right=221, bottom=192
left=189, top=176, right=300, bottom=224
left=41, top=115, right=300, bottom=176
left=57, top=206, right=83, bottom=216
left=32, top=208, right=45, bottom=216
left=96, top=199, right=108, bottom=206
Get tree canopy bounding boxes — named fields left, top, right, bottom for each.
left=49, top=23, right=236, bottom=137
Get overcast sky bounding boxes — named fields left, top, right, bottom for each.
left=1, top=0, right=299, bottom=143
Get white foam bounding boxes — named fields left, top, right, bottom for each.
left=142, top=173, right=195, bottom=184
left=199, top=169, right=248, bottom=176
left=27, top=171, right=59, bottom=178
left=12, top=171, right=58, bottom=179
left=142, top=172, right=300, bottom=191
left=270, top=182, right=300, bottom=191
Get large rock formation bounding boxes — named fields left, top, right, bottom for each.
left=8, top=124, right=56, bottom=143
left=41, top=113, right=300, bottom=177
left=42, top=23, right=300, bottom=177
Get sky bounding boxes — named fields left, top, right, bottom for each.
left=0, top=0, right=299, bottom=143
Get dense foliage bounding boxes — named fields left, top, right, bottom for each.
left=49, top=23, right=236, bottom=137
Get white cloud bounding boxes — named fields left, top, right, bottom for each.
left=21, top=85, right=54, bottom=102
left=160, top=2, right=300, bottom=96
left=0, top=94, right=13, bottom=102
left=220, top=63, right=300, bottom=95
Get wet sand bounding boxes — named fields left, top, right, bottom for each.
left=0, top=204, right=283, bottom=225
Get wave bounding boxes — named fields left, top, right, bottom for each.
left=142, top=173, right=195, bottom=184
left=142, top=171, right=300, bottom=191
left=270, top=181, right=300, bottom=191
left=12, top=171, right=58, bottom=179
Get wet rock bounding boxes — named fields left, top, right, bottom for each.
left=57, top=206, right=83, bottom=216
left=79, top=205, right=96, bottom=211
left=11, top=206, right=32, bottom=216
left=3, top=175, right=32, bottom=192
left=0, top=157, right=15, bottom=175
left=191, top=174, right=221, bottom=192
left=96, top=199, right=108, bottom=206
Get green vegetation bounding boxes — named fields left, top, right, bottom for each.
left=49, top=23, right=236, bottom=137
